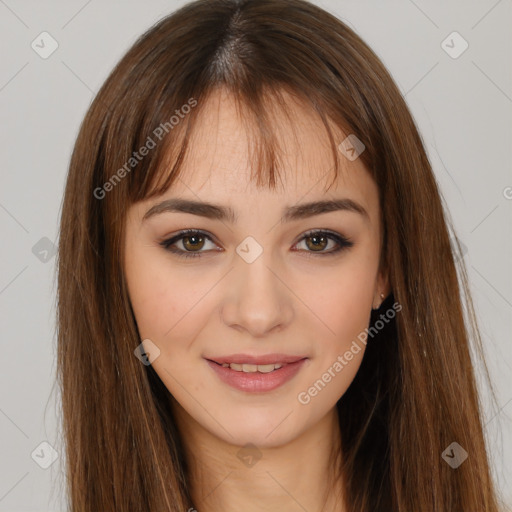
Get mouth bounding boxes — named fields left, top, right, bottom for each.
left=207, top=353, right=307, bottom=372
left=205, top=354, right=308, bottom=392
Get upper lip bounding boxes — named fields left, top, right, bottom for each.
left=206, top=354, right=308, bottom=365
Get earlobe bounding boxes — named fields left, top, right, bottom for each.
left=372, top=292, right=386, bottom=311
left=372, top=270, right=391, bottom=310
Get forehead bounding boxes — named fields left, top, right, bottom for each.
left=149, top=88, right=378, bottom=219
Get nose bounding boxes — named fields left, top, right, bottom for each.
left=220, top=253, right=294, bottom=338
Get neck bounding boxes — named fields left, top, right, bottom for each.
left=172, top=401, right=345, bottom=512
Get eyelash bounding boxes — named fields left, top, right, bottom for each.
left=159, top=229, right=354, bottom=259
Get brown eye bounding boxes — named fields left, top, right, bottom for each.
left=160, top=229, right=353, bottom=260
left=182, top=233, right=206, bottom=252
left=305, top=233, right=329, bottom=252
left=160, top=230, right=218, bottom=259
left=294, top=230, right=354, bottom=257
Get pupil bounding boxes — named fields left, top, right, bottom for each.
left=185, top=235, right=203, bottom=250
left=309, top=235, right=326, bottom=251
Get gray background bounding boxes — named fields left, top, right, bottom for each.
left=0, top=0, right=511, bottom=510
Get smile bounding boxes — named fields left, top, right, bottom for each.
left=218, top=362, right=283, bottom=373
left=205, top=354, right=308, bottom=393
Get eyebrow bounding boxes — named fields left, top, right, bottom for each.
left=142, top=197, right=369, bottom=224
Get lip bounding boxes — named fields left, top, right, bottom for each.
left=206, top=353, right=307, bottom=365
left=205, top=356, right=308, bottom=393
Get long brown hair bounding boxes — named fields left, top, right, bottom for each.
left=56, top=0, right=504, bottom=510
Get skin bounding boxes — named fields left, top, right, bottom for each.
left=124, top=88, right=389, bottom=512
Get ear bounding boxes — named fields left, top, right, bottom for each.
left=372, top=267, right=391, bottom=310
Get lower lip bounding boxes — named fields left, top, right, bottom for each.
left=206, top=359, right=307, bottom=393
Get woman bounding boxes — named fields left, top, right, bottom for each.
left=56, top=0, right=504, bottom=510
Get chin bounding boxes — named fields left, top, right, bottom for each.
left=213, top=403, right=314, bottom=449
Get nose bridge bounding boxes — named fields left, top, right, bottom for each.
left=221, top=244, right=293, bottom=337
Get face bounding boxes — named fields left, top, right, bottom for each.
left=124, top=88, right=387, bottom=449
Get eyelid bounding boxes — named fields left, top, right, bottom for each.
left=293, top=229, right=353, bottom=257
left=158, top=228, right=220, bottom=254
left=159, top=228, right=353, bottom=259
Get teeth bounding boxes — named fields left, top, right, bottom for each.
left=221, top=362, right=284, bottom=373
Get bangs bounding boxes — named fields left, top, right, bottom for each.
left=128, top=83, right=347, bottom=204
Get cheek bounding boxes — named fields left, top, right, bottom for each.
left=298, top=250, right=378, bottom=407
left=326, top=276, right=372, bottom=341
left=296, top=271, right=373, bottom=410
left=125, top=248, right=217, bottom=350
left=312, top=258, right=376, bottom=344
left=125, top=254, right=173, bottom=338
